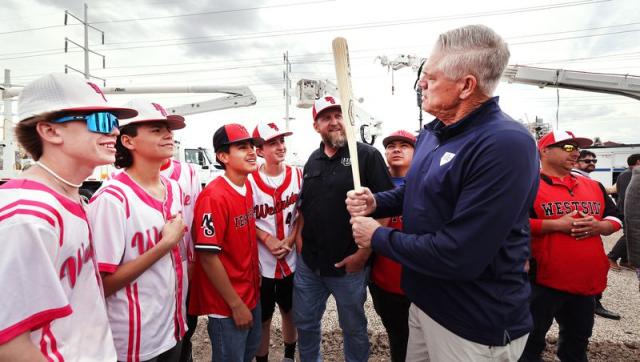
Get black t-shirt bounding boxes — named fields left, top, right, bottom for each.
left=300, top=142, right=393, bottom=276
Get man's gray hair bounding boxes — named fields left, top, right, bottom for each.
left=433, top=24, right=510, bottom=96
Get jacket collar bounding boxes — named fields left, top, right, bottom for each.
left=425, top=96, right=500, bottom=141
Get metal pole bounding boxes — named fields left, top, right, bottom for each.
left=83, top=3, right=89, bottom=79
left=2, top=69, right=16, bottom=173
left=284, top=51, right=290, bottom=131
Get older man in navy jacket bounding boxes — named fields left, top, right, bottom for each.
left=346, top=25, right=539, bottom=361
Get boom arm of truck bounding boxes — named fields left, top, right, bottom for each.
left=101, top=85, right=257, bottom=115
left=373, top=54, right=640, bottom=101
left=501, top=65, right=640, bottom=101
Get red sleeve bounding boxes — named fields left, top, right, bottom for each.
left=529, top=218, right=543, bottom=236
left=193, top=193, right=228, bottom=253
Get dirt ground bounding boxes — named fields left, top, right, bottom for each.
left=190, top=320, right=639, bottom=361
left=190, top=232, right=640, bottom=361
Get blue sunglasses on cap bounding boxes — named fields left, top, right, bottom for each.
left=53, top=112, right=119, bottom=134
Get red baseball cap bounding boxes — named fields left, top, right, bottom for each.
left=252, top=121, right=293, bottom=144
left=383, top=130, right=417, bottom=148
left=537, top=130, right=592, bottom=151
left=312, top=96, right=341, bottom=121
left=213, top=123, right=258, bottom=152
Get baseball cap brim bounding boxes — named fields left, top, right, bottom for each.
left=383, top=135, right=415, bottom=148
left=314, top=104, right=342, bottom=121
left=56, top=106, right=138, bottom=120
left=263, top=131, right=293, bottom=142
left=547, top=137, right=592, bottom=149
left=120, top=114, right=186, bottom=130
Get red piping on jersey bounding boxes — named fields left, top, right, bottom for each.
left=40, top=323, right=64, bottom=362
left=113, top=172, right=166, bottom=213
left=92, top=186, right=131, bottom=219
left=160, top=159, right=172, bottom=171
left=0, top=306, right=71, bottom=344
left=126, top=284, right=139, bottom=362
left=98, top=263, right=119, bottom=273
left=134, top=284, right=141, bottom=362
left=169, top=160, right=182, bottom=182
left=1, top=179, right=84, bottom=219
left=252, top=167, right=294, bottom=279
left=0, top=200, right=65, bottom=246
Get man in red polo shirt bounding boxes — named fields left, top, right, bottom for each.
left=521, top=130, right=622, bottom=362
left=369, top=130, right=416, bottom=362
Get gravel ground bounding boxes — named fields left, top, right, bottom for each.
left=191, top=231, right=640, bottom=361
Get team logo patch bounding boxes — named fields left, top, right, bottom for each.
left=86, top=82, right=107, bottom=102
left=267, top=123, right=280, bottom=131
left=152, top=102, right=168, bottom=116
left=201, top=213, right=215, bottom=237
left=341, top=157, right=351, bottom=166
left=440, top=152, right=455, bottom=166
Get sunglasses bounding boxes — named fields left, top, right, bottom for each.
left=578, top=159, right=598, bottom=164
left=53, top=112, right=119, bottom=134
left=551, top=144, right=580, bottom=152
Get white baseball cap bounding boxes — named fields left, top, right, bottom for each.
left=252, top=121, right=293, bottom=144
left=119, top=99, right=186, bottom=130
left=537, top=130, right=592, bottom=150
left=17, top=73, right=137, bottom=122
left=312, top=96, right=342, bottom=121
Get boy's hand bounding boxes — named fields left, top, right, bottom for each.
left=230, top=303, right=253, bottom=329
left=265, top=235, right=289, bottom=259
left=159, top=213, right=186, bottom=251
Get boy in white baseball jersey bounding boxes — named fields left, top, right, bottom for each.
left=160, top=147, right=202, bottom=362
left=249, top=122, right=301, bottom=362
left=88, top=99, right=188, bottom=362
left=0, top=73, right=137, bottom=361
left=189, top=123, right=261, bottom=362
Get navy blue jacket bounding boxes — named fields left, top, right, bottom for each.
left=371, top=97, right=539, bottom=346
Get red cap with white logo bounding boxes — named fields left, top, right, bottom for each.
left=252, top=121, right=293, bottom=144
left=213, top=123, right=259, bottom=152
left=537, top=130, right=592, bottom=151
left=383, top=130, right=417, bottom=148
left=119, top=99, right=186, bottom=130
left=312, top=96, right=341, bottom=121
left=17, top=73, right=138, bottom=122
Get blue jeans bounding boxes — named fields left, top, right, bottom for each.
left=293, top=257, right=370, bottom=362
left=206, top=303, right=261, bottom=362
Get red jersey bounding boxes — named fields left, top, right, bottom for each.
left=189, top=176, right=260, bottom=316
left=529, top=173, right=622, bottom=295
left=371, top=215, right=404, bottom=294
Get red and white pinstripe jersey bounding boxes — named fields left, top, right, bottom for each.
left=248, top=165, right=302, bottom=279
left=160, top=159, right=201, bottom=315
left=160, top=159, right=201, bottom=263
left=0, top=179, right=116, bottom=361
left=88, top=172, right=186, bottom=362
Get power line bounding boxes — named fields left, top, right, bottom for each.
left=90, top=0, right=334, bottom=24
left=89, top=0, right=611, bottom=52
left=0, top=0, right=619, bottom=66
left=0, top=24, right=77, bottom=35
left=0, top=1, right=332, bottom=36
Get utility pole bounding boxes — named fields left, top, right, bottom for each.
left=1, top=69, right=16, bottom=172
left=64, top=3, right=106, bottom=85
left=283, top=51, right=293, bottom=131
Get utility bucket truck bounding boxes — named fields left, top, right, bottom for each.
left=1, top=72, right=257, bottom=196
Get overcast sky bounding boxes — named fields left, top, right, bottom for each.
left=2, top=0, right=640, bottom=162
